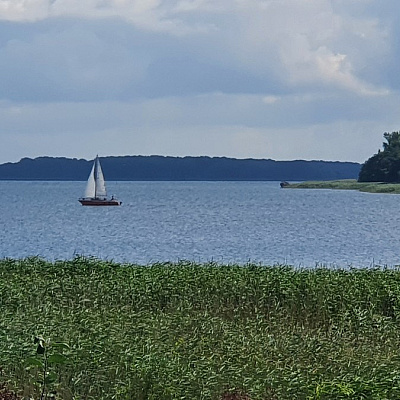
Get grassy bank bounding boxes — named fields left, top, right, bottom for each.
left=2, top=258, right=400, bottom=399
left=283, top=179, right=400, bottom=194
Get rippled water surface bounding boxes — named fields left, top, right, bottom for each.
left=1, top=181, right=399, bottom=267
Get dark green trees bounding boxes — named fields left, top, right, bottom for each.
left=358, top=131, right=400, bottom=182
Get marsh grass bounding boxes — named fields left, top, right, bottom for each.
left=284, top=179, right=400, bottom=194
left=2, top=257, right=400, bottom=399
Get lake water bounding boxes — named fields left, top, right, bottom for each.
left=1, top=181, right=399, bottom=267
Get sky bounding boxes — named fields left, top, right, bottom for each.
left=0, top=0, right=400, bottom=164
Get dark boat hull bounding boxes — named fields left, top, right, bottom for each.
left=79, top=198, right=121, bottom=206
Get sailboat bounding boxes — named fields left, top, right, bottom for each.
left=78, top=156, right=122, bottom=206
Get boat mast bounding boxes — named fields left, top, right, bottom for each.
left=94, top=156, right=98, bottom=198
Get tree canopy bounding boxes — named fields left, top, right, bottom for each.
left=358, top=131, right=400, bottom=182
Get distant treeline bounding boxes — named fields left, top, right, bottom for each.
left=0, top=156, right=361, bottom=181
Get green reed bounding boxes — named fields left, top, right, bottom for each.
left=1, top=257, right=400, bottom=399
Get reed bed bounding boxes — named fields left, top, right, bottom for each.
left=1, top=257, right=400, bottom=399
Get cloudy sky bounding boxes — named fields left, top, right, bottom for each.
left=0, top=0, right=399, bottom=164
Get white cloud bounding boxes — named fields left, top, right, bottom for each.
left=283, top=43, right=389, bottom=95
left=218, top=0, right=390, bottom=96
left=173, top=0, right=221, bottom=13
left=262, top=95, right=279, bottom=105
left=0, top=0, right=49, bottom=21
left=0, top=0, right=210, bottom=34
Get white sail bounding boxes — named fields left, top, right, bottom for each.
left=83, top=163, right=96, bottom=198
left=94, top=156, right=107, bottom=199
left=79, top=155, right=121, bottom=205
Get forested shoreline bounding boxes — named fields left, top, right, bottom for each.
left=0, top=156, right=360, bottom=181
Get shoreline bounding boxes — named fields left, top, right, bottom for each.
left=281, top=179, right=400, bottom=194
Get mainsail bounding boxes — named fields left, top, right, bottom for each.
left=94, top=156, right=107, bottom=199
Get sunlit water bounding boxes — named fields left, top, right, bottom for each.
left=1, top=181, right=399, bottom=267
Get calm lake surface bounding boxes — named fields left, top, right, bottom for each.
left=1, top=181, right=399, bottom=267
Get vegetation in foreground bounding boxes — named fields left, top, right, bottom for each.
left=2, top=258, right=400, bottom=399
left=283, top=179, right=400, bottom=193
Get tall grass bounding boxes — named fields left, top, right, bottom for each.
left=1, top=257, right=400, bottom=399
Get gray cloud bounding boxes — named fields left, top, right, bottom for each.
left=0, top=0, right=399, bottom=163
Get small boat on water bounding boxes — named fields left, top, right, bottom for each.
left=79, top=156, right=121, bottom=206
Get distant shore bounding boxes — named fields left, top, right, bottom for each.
left=0, top=156, right=360, bottom=181
left=282, top=179, right=400, bottom=194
